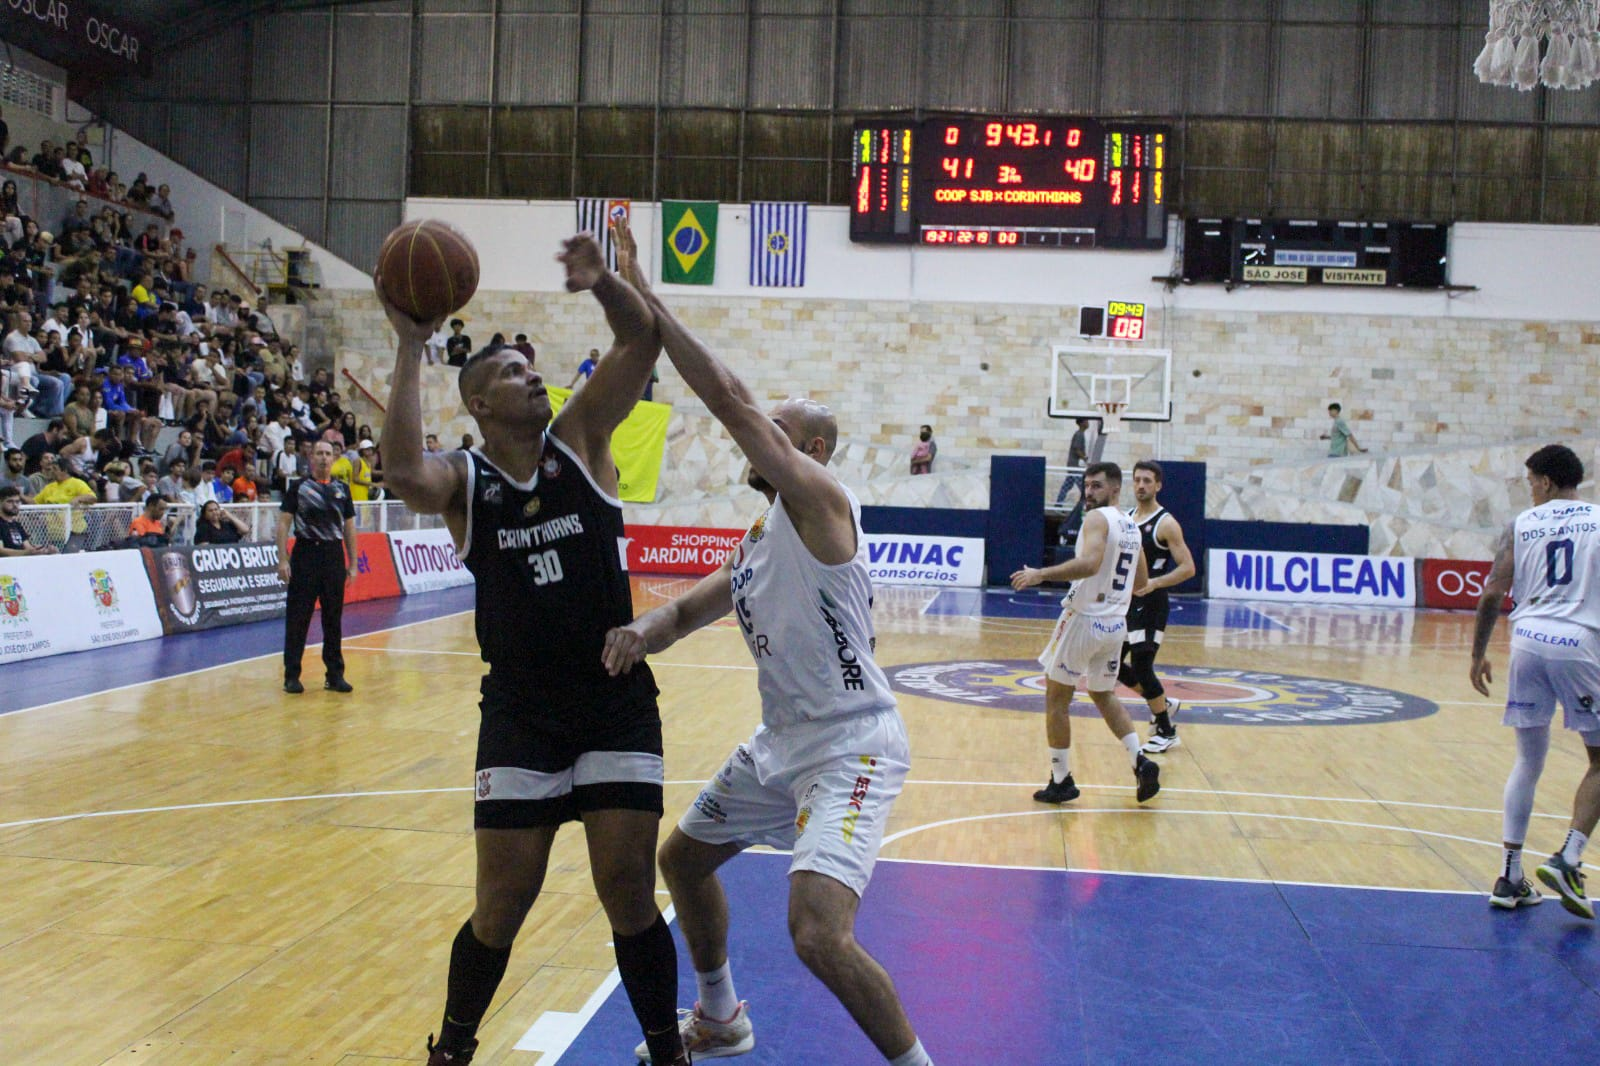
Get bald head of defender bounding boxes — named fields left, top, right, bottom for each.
left=748, top=397, right=838, bottom=493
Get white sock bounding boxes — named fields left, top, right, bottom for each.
left=1120, top=732, right=1141, bottom=767
left=696, top=961, right=739, bottom=1022
left=889, top=1038, right=933, bottom=1066
left=1562, top=828, right=1590, bottom=867
left=1504, top=845, right=1523, bottom=882
left=1049, top=747, right=1071, bottom=783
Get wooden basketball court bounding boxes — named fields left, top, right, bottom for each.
left=3, top=580, right=1597, bottom=1064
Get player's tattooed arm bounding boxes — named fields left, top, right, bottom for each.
left=1470, top=523, right=1515, bottom=695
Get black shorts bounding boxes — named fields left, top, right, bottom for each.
left=1125, top=593, right=1171, bottom=648
left=473, top=672, right=664, bottom=829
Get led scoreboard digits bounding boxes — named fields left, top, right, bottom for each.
left=848, top=116, right=1169, bottom=250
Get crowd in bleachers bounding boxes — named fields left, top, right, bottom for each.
left=0, top=127, right=397, bottom=551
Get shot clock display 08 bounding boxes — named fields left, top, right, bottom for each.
left=849, top=117, right=1170, bottom=250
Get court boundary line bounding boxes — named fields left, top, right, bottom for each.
left=1, top=779, right=1574, bottom=836
left=0, top=608, right=477, bottom=718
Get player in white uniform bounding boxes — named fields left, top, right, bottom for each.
left=1472, top=444, right=1600, bottom=918
left=1012, top=462, right=1161, bottom=805
left=602, top=219, right=933, bottom=1066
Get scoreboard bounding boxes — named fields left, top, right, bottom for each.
left=851, top=117, right=1170, bottom=250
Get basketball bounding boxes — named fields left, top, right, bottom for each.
left=375, top=219, right=479, bottom=323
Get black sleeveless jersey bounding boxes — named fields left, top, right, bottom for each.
left=460, top=438, right=656, bottom=708
left=1132, top=506, right=1175, bottom=607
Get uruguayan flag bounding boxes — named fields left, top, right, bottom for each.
left=749, top=202, right=807, bottom=287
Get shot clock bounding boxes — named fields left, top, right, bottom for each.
left=850, top=116, right=1170, bottom=250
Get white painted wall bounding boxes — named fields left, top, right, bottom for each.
left=102, top=130, right=370, bottom=290
left=406, top=197, right=1600, bottom=326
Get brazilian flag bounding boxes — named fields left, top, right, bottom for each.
left=662, top=200, right=717, bottom=285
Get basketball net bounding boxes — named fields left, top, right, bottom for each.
left=1475, top=1, right=1600, bottom=91
left=1095, top=400, right=1127, bottom=434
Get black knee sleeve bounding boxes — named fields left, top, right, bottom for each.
left=1128, top=644, right=1164, bottom=699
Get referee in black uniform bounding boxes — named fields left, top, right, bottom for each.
left=275, top=439, right=358, bottom=694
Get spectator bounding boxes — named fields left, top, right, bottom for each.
left=1321, top=402, right=1367, bottom=457
left=568, top=347, right=600, bottom=390
left=6, top=311, right=67, bottom=417
left=210, top=464, right=236, bottom=503
left=62, top=382, right=97, bottom=439
left=151, top=184, right=175, bottom=221
left=193, top=499, right=248, bottom=544
left=155, top=459, right=186, bottom=502
left=187, top=397, right=229, bottom=457
left=423, top=433, right=442, bottom=454
left=231, top=464, right=260, bottom=503
left=20, top=419, right=67, bottom=474
left=0, top=363, right=18, bottom=448
left=0, top=484, right=53, bottom=554
left=273, top=437, right=311, bottom=495
left=0, top=447, right=33, bottom=500
left=127, top=495, right=174, bottom=544
left=59, top=148, right=87, bottom=191
left=161, top=428, right=200, bottom=476
left=33, top=458, right=96, bottom=551
left=910, top=424, right=936, bottom=475
left=512, top=333, right=536, bottom=360
left=460, top=432, right=474, bottom=450
left=0, top=107, right=8, bottom=158
left=445, top=318, right=471, bottom=366
left=101, top=364, right=142, bottom=444
left=329, top=441, right=374, bottom=502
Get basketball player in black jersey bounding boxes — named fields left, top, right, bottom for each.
left=376, top=234, right=687, bottom=1066
left=1120, top=461, right=1196, bottom=754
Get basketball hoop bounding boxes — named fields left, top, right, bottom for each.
left=1094, top=400, right=1127, bottom=434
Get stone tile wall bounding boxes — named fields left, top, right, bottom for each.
left=315, top=290, right=1598, bottom=557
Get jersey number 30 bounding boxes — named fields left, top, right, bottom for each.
left=527, top=549, right=565, bottom=586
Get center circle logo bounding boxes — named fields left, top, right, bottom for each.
left=886, top=660, right=1437, bottom=726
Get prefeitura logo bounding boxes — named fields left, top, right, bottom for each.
left=0, top=573, right=27, bottom=621
left=886, top=660, right=1437, bottom=726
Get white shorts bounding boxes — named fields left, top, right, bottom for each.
left=677, top=709, right=909, bottom=898
left=1503, top=648, right=1600, bottom=734
left=1038, top=610, right=1126, bottom=692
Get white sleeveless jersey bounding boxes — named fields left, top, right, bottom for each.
left=728, top=485, right=896, bottom=730
left=1510, top=499, right=1600, bottom=658
left=1065, top=506, right=1144, bottom=618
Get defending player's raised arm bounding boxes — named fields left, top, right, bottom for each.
left=649, top=294, right=847, bottom=518
left=1012, top=510, right=1109, bottom=589
left=602, top=558, right=736, bottom=675
left=1470, top=523, right=1516, bottom=695
left=374, top=276, right=467, bottom=518
left=551, top=230, right=659, bottom=452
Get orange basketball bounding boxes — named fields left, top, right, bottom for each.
left=376, top=219, right=479, bottom=323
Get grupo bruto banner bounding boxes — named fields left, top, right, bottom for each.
left=142, top=541, right=287, bottom=635
left=1207, top=548, right=1415, bottom=606
left=864, top=534, right=986, bottom=587
left=388, top=528, right=474, bottom=594
left=0, top=549, right=163, bottom=664
left=623, top=525, right=744, bottom=576
left=1420, top=558, right=1511, bottom=611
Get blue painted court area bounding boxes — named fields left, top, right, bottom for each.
left=0, top=585, right=478, bottom=714
left=924, top=588, right=1287, bottom=631
left=556, top=852, right=1600, bottom=1065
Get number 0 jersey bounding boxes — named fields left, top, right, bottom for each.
left=728, top=486, right=896, bottom=731
left=457, top=438, right=656, bottom=705
left=1510, top=499, right=1600, bottom=658
left=1065, top=505, right=1143, bottom=618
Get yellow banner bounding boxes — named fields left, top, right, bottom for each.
left=547, top=387, right=671, bottom=503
